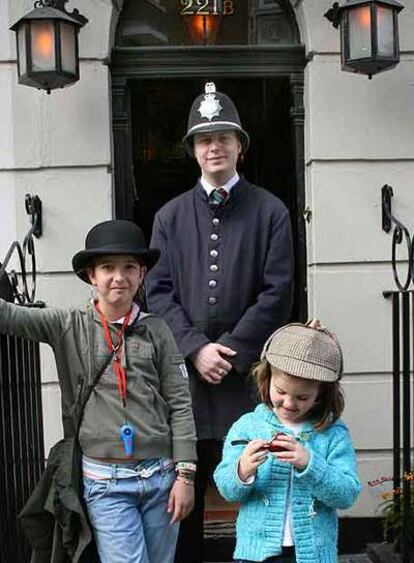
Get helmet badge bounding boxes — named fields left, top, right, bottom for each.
left=197, top=82, right=223, bottom=121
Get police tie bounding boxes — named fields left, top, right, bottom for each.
left=209, top=188, right=228, bottom=207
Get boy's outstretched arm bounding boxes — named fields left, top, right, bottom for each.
left=0, top=298, right=65, bottom=344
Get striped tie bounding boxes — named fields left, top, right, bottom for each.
left=209, top=188, right=228, bottom=207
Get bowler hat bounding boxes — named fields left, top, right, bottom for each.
left=261, top=321, right=343, bottom=382
left=183, top=82, right=250, bottom=156
left=72, top=220, right=160, bottom=284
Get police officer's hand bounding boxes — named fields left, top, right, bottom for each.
left=193, top=343, right=236, bottom=384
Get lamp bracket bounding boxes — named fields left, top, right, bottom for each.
left=324, top=2, right=342, bottom=29
left=25, top=194, right=42, bottom=239
left=33, top=0, right=88, bottom=26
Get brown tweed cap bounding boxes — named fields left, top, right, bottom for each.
left=260, top=321, right=343, bottom=382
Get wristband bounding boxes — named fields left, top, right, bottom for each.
left=176, top=462, right=197, bottom=472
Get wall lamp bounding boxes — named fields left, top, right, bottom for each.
left=324, top=0, right=404, bottom=78
left=10, top=0, right=88, bottom=94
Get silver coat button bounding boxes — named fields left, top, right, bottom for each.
left=210, top=264, right=219, bottom=272
left=210, top=249, right=218, bottom=258
left=208, top=297, right=217, bottom=305
left=209, top=280, right=217, bottom=288
left=212, top=218, right=220, bottom=225
left=211, top=233, right=219, bottom=241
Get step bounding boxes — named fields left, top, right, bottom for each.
left=206, top=557, right=372, bottom=563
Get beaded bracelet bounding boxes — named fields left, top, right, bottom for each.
left=177, top=469, right=195, bottom=482
left=176, top=475, right=195, bottom=486
left=176, top=462, right=197, bottom=472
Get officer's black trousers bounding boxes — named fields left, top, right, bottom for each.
left=174, top=439, right=224, bottom=563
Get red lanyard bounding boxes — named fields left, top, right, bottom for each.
left=95, top=303, right=132, bottom=408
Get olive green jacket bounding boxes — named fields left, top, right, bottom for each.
left=0, top=299, right=197, bottom=562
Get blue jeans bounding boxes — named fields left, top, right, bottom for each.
left=83, top=462, right=178, bottom=563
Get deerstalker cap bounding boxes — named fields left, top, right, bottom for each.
left=72, top=220, right=160, bottom=284
left=183, top=82, right=250, bottom=156
left=261, top=321, right=343, bottom=382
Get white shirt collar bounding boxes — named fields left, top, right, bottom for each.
left=200, top=172, right=240, bottom=197
left=113, top=301, right=140, bottom=325
left=92, top=300, right=140, bottom=326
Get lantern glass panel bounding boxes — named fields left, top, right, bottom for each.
left=17, top=24, right=27, bottom=76
left=377, top=5, right=394, bottom=57
left=348, top=6, right=372, bottom=59
left=60, top=22, right=77, bottom=74
left=31, top=20, right=56, bottom=71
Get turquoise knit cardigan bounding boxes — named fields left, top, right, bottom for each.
left=214, top=404, right=361, bottom=563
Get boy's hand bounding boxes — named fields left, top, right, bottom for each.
left=193, top=343, right=236, bottom=384
left=237, top=439, right=268, bottom=482
left=270, top=434, right=310, bottom=471
left=167, top=478, right=195, bottom=525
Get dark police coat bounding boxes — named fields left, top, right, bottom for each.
left=146, top=177, right=294, bottom=440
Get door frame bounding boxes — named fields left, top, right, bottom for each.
left=111, top=45, right=308, bottom=321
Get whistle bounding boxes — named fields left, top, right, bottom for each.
left=120, top=423, right=135, bottom=457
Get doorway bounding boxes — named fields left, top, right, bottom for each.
left=128, top=76, right=303, bottom=320
left=130, top=77, right=295, bottom=241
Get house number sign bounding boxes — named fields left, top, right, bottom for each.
left=180, top=0, right=235, bottom=16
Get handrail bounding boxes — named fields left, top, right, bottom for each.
left=381, top=185, right=413, bottom=563
left=0, top=194, right=43, bottom=305
left=382, top=184, right=414, bottom=291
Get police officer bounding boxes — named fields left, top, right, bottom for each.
left=146, top=82, right=294, bottom=563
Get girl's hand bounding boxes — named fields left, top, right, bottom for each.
left=270, top=434, right=309, bottom=470
left=237, top=439, right=268, bottom=482
left=167, top=477, right=195, bottom=525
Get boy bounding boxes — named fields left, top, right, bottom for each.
left=0, top=219, right=197, bottom=563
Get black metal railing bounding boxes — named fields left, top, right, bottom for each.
left=382, top=185, right=414, bottom=563
left=0, top=194, right=45, bottom=563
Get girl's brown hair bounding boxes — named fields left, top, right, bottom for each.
left=252, top=360, right=345, bottom=432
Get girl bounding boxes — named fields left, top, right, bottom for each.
left=214, top=321, right=361, bottom=563
left=0, top=220, right=197, bottom=563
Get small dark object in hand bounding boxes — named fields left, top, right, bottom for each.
left=230, top=432, right=289, bottom=451
left=265, top=432, right=288, bottom=452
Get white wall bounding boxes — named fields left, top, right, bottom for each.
left=1, top=0, right=413, bottom=521
left=293, top=0, right=414, bottom=517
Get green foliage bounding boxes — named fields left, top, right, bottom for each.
left=378, top=481, right=414, bottom=548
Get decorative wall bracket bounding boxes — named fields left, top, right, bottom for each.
left=382, top=184, right=414, bottom=291
left=0, top=194, right=44, bottom=306
left=33, top=0, right=88, bottom=25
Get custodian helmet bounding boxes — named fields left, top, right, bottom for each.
left=183, top=82, right=250, bottom=156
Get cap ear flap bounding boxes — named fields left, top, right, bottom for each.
left=261, top=330, right=277, bottom=360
